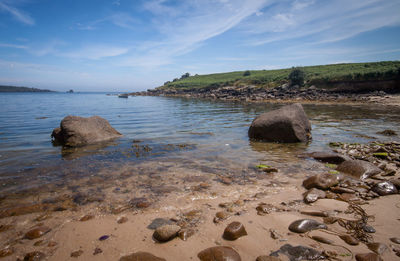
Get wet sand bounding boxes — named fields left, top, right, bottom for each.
left=1, top=157, right=399, bottom=260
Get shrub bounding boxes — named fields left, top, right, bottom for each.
left=243, top=70, right=251, bottom=76
left=288, top=67, right=305, bottom=86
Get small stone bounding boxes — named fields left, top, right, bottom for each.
left=310, top=151, right=350, bottom=164
left=23, top=251, right=45, bottom=261
left=117, top=216, right=128, bottom=224
left=93, top=248, right=103, bottom=255
left=24, top=226, right=51, bottom=240
left=47, top=241, right=57, bottom=247
left=99, top=235, right=109, bottom=241
left=223, top=221, right=247, bottom=240
left=303, top=173, right=340, bottom=190
left=219, top=177, right=232, bottom=185
left=71, top=250, right=84, bottom=258
left=33, top=240, right=44, bottom=246
left=355, top=253, right=383, bottom=261
left=153, top=224, right=180, bottom=242
left=178, top=228, right=195, bottom=241
left=390, top=237, right=400, bottom=244
left=198, top=246, right=241, bottom=261
left=300, top=210, right=329, bottom=217
left=270, top=244, right=324, bottom=261
left=288, top=219, right=327, bottom=233
left=371, top=181, right=398, bottom=196
left=337, top=160, right=381, bottom=180
left=130, top=197, right=152, bottom=209
left=80, top=214, right=94, bottom=221
left=147, top=218, right=174, bottom=230
left=214, top=211, right=230, bottom=223
left=363, top=225, right=376, bottom=233
left=339, top=234, right=359, bottom=245
left=303, top=188, right=326, bottom=203
left=311, top=235, right=334, bottom=244
left=119, top=252, right=166, bottom=261
left=339, top=193, right=359, bottom=202
left=366, top=242, right=388, bottom=255
left=330, top=186, right=355, bottom=194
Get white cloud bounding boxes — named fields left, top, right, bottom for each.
left=0, top=42, right=27, bottom=49
left=0, top=1, right=34, bottom=25
left=63, top=45, right=129, bottom=60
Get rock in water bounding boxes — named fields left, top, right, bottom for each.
left=51, top=115, right=122, bottom=147
left=355, top=253, right=383, bottom=261
left=302, top=173, right=340, bottom=190
left=371, top=181, right=398, bottom=196
left=309, top=151, right=351, bottom=164
left=288, top=219, right=327, bottom=233
left=153, top=224, right=180, bottom=242
left=198, top=246, right=241, bottom=261
left=248, top=103, right=311, bottom=143
left=336, top=160, right=381, bottom=180
left=24, top=226, right=51, bottom=240
left=223, top=222, right=247, bottom=240
left=270, top=244, right=324, bottom=260
left=119, top=252, right=166, bottom=261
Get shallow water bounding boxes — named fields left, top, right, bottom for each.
left=0, top=93, right=399, bottom=197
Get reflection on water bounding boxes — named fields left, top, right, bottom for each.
left=0, top=93, right=400, bottom=199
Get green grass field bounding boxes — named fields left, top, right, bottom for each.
left=160, top=61, right=400, bottom=90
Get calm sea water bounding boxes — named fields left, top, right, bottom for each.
left=0, top=92, right=399, bottom=194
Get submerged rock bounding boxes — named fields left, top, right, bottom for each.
left=153, top=224, right=180, bottom=242
left=147, top=218, right=174, bottom=229
left=24, top=226, right=51, bottom=240
left=270, top=244, right=325, bottom=261
left=355, top=253, right=383, bottom=261
left=337, top=160, right=381, bottom=180
left=51, top=115, right=122, bottom=147
left=223, top=222, right=247, bottom=240
left=371, top=181, right=398, bottom=196
left=119, top=252, right=166, bottom=261
left=303, top=173, right=340, bottom=190
left=288, top=219, right=327, bottom=233
left=248, top=103, right=311, bottom=143
left=198, top=246, right=241, bottom=261
left=310, top=151, right=351, bottom=164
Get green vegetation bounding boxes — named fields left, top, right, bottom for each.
left=288, top=67, right=305, bottom=86
left=0, top=85, right=53, bottom=92
left=159, top=61, right=400, bottom=90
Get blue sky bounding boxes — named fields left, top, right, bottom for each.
left=0, top=0, right=400, bottom=92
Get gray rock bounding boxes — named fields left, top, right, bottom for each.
left=371, top=181, right=398, bottom=196
left=51, top=115, right=122, bottom=147
left=288, top=219, right=327, bottom=233
left=310, top=151, right=351, bottom=164
left=337, top=160, right=382, bottom=180
left=303, top=188, right=326, bottom=203
left=302, top=173, right=341, bottom=190
left=153, top=224, right=180, bottom=242
left=366, top=242, right=388, bottom=255
left=119, top=252, right=166, bottom=261
left=270, top=244, right=324, bottom=261
left=198, top=246, right=241, bottom=261
left=355, top=253, right=383, bottom=261
left=248, top=103, right=311, bottom=143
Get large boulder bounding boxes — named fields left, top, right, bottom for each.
left=248, top=103, right=311, bottom=143
left=51, top=115, right=122, bottom=147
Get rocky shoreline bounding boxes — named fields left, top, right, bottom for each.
left=131, top=84, right=400, bottom=106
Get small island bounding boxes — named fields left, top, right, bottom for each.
left=0, top=85, right=54, bottom=92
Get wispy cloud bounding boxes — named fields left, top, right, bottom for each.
left=75, top=12, right=139, bottom=30
left=62, top=45, right=129, bottom=60
left=0, top=42, right=27, bottom=49
left=244, top=0, right=400, bottom=45
left=0, top=1, right=34, bottom=25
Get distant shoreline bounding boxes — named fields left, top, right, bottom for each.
left=0, top=85, right=54, bottom=93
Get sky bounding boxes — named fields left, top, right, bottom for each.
left=0, top=0, right=400, bottom=92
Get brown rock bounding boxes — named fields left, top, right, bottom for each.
left=288, top=219, right=327, bottom=233
left=93, top=248, right=103, bottom=255
left=223, top=222, right=247, bottom=240
left=51, top=115, right=122, bottom=147
left=355, top=253, right=383, bottom=261
left=248, top=103, right=311, bottom=143
left=24, top=226, right=51, bottom=240
left=198, top=246, right=241, bottom=261
left=23, top=251, right=45, bottom=261
left=117, top=216, right=128, bottom=224
left=153, top=224, right=180, bottom=242
left=337, top=160, right=381, bottom=180
left=310, top=151, right=351, bottom=164
left=303, top=188, right=326, bottom=203
left=390, top=237, right=400, bottom=244
left=0, top=247, right=13, bottom=258
left=119, top=252, right=166, bottom=261
left=303, top=173, right=340, bottom=190
left=366, top=242, right=388, bottom=255
left=79, top=214, right=94, bottom=221
left=71, top=250, right=84, bottom=258
left=256, top=256, right=281, bottom=261
left=178, top=228, right=195, bottom=241
left=339, top=234, right=359, bottom=245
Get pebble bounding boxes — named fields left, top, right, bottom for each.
left=288, top=219, right=327, bottom=233
left=214, top=211, right=230, bottom=223
left=390, top=237, right=400, bottom=244
left=70, top=250, right=84, bottom=258
left=0, top=246, right=13, bottom=257
left=270, top=244, right=324, bottom=260
left=80, top=214, right=94, bottom=221
left=178, top=228, right=195, bottom=241
left=93, top=247, right=103, bottom=255
left=23, top=251, right=45, bottom=261
left=302, top=173, right=340, bottom=190
left=371, top=181, right=398, bottom=196
left=355, top=253, right=383, bottom=261
left=47, top=241, right=57, bottom=247
left=339, top=234, right=359, bottom=245
left=311, top=235, right=334, bottom=244
left=223, top=222, right=247, bottom=240
left=363, top=225, right=376, bottom=233
left=119, top=252, right=166, bottom=261
left=147, top=218, right=174, bottom=230
left=197, top=246, right=241, bottom=261
left=117, top=216, right=128, bottom=224
left=99, top=235, right=109, bottom=241
left=300, top=210, right=329, bottom=217
left=153, top=224, right=180, bottom=242
left=366, top=242, right=388, bottom=255
left=256, top=256, right=281, bottom=261
left=303, top=188, right=326, bottom=203
left=24, top=226, right=51, bottom=240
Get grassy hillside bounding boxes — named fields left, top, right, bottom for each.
left=0, top=85, right=53, bottom=92
left=160, top=61, right=400, bottom=90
